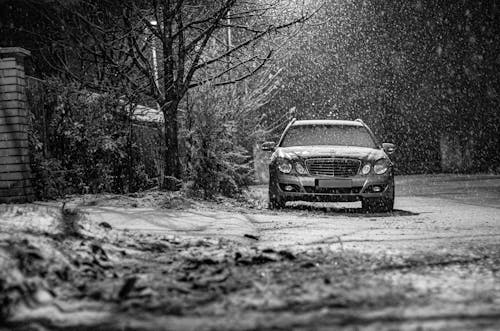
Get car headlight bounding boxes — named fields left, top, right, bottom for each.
left=295, top=163, right=308, bottom=175
left=361, top=163, right=371, bottom=175
left=373, top=159, right=389, bottom=175
left=278, top=159, right=292, bottom=174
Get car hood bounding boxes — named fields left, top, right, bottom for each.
left=275, top=145, right=388, bottom=162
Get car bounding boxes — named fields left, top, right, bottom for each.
left=262, top=118, right=396, bottom=212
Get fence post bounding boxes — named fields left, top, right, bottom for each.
left=0, top=47, right=34, bottom=203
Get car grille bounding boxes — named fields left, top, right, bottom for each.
left=304, top=186, right=362, bottom=194
left=305, top=158, right=361, bottom=177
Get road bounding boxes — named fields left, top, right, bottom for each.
left=245, top=174, right=500, bottom=254
left=78, top=173, right=500, bottom=329
left=2, top=174, right=499, bottom=330
left=75, top=174, right=500, bottom=256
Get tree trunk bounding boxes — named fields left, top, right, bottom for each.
left=162, top=100, right=182, bottom=190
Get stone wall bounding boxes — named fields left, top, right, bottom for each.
left=0, top=47, right=34, bottom=203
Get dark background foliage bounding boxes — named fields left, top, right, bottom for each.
left=27, top=78, right=154, bottom=199
left=259, top=0, right=500, bottom=174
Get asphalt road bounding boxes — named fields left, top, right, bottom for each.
left=244, top=174, right=500, bottom=254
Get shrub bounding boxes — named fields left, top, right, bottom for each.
left=184, top=85, right=254, bottom=198
left=27, top=77, right=155, bottom=199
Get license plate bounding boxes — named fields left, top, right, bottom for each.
left=317, top=179, right=353, bottom=188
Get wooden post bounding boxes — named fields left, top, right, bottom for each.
left=0, top=47, right=34, bottom=203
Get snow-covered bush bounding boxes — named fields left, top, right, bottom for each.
left=183, top=85, right=254, bottom=198
left=27, top=78, right=154, bottom=199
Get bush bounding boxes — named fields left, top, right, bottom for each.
left=184, top=85, right=254, bottom=198
left=27, top=78, right=155, bottom=199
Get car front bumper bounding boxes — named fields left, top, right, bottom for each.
left=270, top=172, right=393, bottom=202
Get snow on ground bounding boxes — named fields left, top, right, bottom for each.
left=1, top=174, right=500, bottom=330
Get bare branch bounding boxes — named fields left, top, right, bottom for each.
left=189, top=51, right=273, bottom=88
left=183, top=0, right=237, bottom=92
left=194, top=12, right=310, bottom=71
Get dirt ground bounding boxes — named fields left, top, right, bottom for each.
left=1, top=174, right=500, bottom=330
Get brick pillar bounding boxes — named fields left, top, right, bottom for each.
left=0, top=47, right=34, bottom=203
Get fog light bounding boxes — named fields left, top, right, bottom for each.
left=372, top=186, right=381, bottom=192
left=284, top=185, right=294, bottom=191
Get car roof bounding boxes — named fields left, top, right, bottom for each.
left=292, top=120, right=363, bottom=127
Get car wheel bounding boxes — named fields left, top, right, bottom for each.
left=268, top=191, right=286, bottom=210
left=362, top=197, right=392, bottom=212
left=362, top=182, right=394, bottom=213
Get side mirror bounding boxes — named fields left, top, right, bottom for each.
left=382, top=143, right=396, bottom=155
left=261, top=141, right=276, bottom=151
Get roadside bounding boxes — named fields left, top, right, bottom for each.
left=2, top=206, right=499, bottom=330
left=396, top=174, right=500, bottom=209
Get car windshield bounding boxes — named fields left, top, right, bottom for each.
left=280, top=125, right=377, bottom=148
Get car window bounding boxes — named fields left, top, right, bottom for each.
left=280, top=125, right=377, bottom=148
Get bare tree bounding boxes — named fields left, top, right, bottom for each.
left=34, top=0, right=315, bottom=188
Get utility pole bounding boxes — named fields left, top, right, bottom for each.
left=227, top=10, right=232, bottom=79
left=150, top=20, right=160, bottom=111
left=150, top=20, right=160, bottom=91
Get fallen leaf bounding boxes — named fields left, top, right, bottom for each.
left=118, top=276, right=138, bottom=299
left=98, top=222, right=112, bottom=229
left=244, top=234, right=259, bottom=240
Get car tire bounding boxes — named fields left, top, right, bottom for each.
left=362, top=181, right=395, bottom=213
left=362, top=196, right=394, bottom=213
left=268, top=191, right=286, bottom=210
